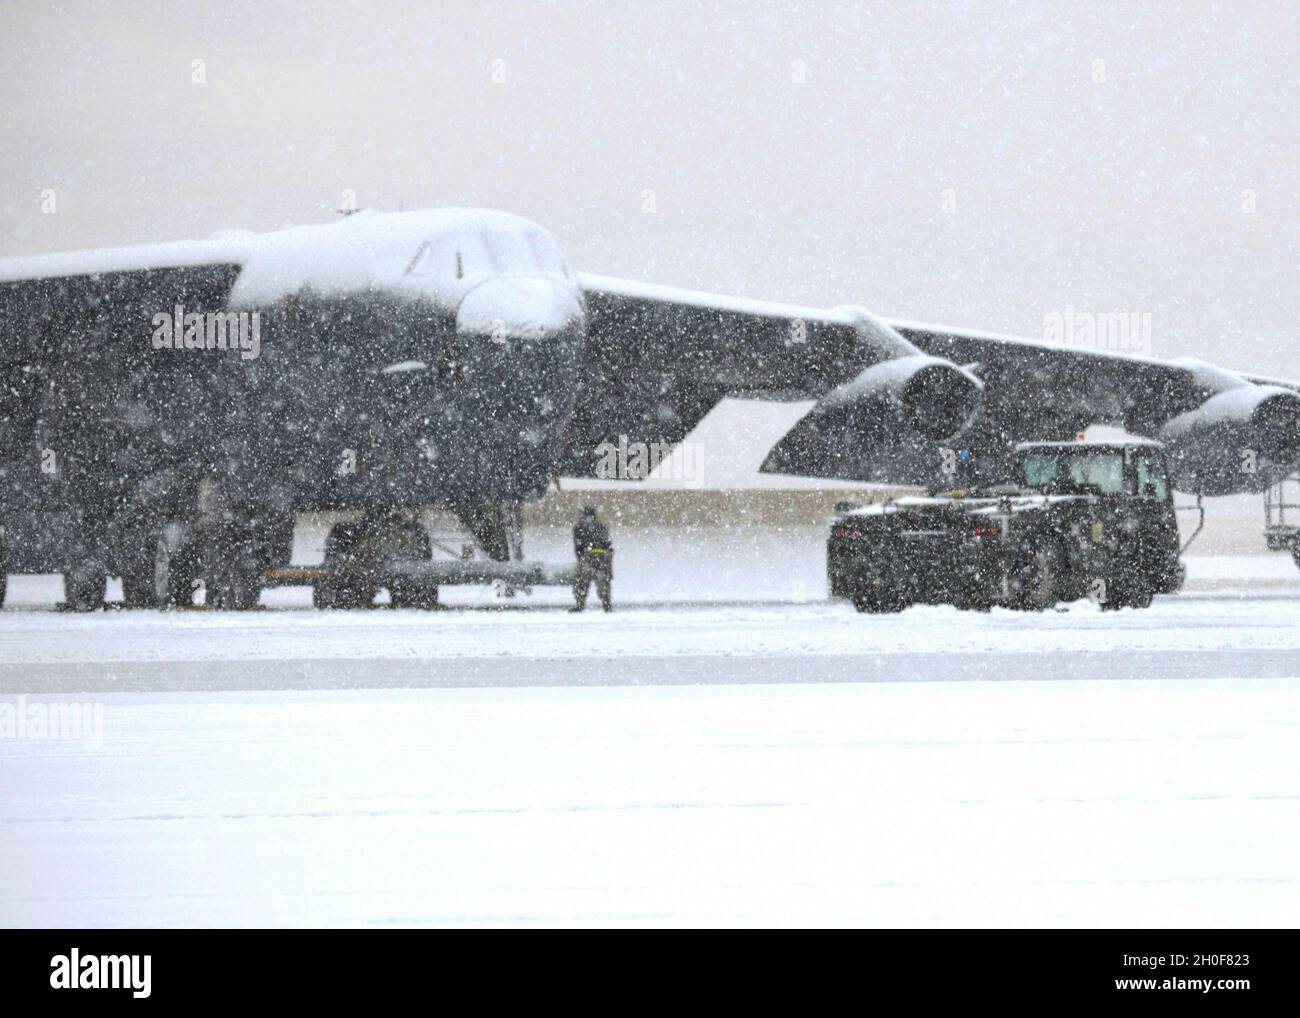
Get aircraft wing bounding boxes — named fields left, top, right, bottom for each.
left=887, top=319, right=1300, bottom=489
left=564, top=274, right=1300, bottom=494
left=893, top=317, right=1300, bottom=416
left=558, top=272, right=968, bottom=479
left=0, top=239, right=251, bottom=513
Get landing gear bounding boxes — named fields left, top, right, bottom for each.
left=63, top=562, right=107, bottom=612
left=204, top=562, right=261, bottom=610
left=314, top=521, right=376, bottom=610
left=450, top=499, right=522, bottom=562
left=201, top=525, right=263, bottom=611
left=154, top=533, right=200, bottom=607
left=388, top=522, right=439, bottom=610
left=120, top=527, right=166, bottom=608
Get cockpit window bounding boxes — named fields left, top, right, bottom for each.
left=405, top=226, right=570, bottom=281
left=404, top=241, right=437, bottom=277
left=1022, top=450, right=1126, bottom=495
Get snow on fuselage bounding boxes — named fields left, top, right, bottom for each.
left=0, top=208, right=590, bottom=508
left=221, top=209, right=588, bottom=505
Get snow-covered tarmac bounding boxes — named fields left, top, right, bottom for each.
left=2, top=532, right=1298, bottom=926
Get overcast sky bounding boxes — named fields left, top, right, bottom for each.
left=2, top=1, right=1296, bottom=374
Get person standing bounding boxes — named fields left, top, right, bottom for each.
left=571, top=505, right=613, bottom=611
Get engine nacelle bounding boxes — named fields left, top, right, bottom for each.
left=1159, top=383, right=1300, bottom=495
left=760, top=352, right=983, bottom=484
left=811, top=353, right=983, bottom=441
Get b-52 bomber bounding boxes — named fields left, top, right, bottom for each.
left=1, top=208, right=1296, bottom=609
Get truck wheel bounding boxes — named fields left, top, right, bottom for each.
left=852, top=589, right=906, bottom=613
left=1007, top=545, right=1060, bottom=611
left=1128, top=585, right=1154, bottom=609
left=64, top=565, right=107, bottom=612
left=848, top=548, right=910, bottom=613
left=1292, top=546, right=1300, bottom=571
left=1107, top=574, right=1154, bottom=610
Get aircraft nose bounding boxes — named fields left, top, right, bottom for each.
left=456, top=276, right=583, bottom=342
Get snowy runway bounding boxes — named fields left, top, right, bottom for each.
left=3, top=678, right=1298, bottom=927
left=2, top=542, right=1299, bottom=926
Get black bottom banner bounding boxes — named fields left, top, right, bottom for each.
left=0, top=929, right=1288, bottom=1007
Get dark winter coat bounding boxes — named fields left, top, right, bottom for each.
left=573, top=515, right=612, bottom=558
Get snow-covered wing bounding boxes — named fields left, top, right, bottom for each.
left=0, top=242, right=248, bottom=478
left=891, top=318, right=1300, bottom=437
left=559, top=273, right=869, bottom=476
left=0, top=235, right=253, bottom=286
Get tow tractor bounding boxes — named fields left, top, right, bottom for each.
left=827, top=438, right=1184, bottom=612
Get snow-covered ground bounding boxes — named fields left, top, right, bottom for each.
left=2, top=526, right=1298, bottom=926
left=4, top=679, right=1298, bottom=927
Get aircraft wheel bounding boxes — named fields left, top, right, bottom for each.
left=313, top=578, right=373, bottom=610
left=206, top=571, right=261, bottom=611
left=389, top=583, right=439, bottom=610
left=202, top=531, right=262, bottom=611
left=388, top=524, right=436, bottom=609
left=120, top=530, right=164, bottom=608
left=155, top=536, right=199, bottom=607
left=64, top=564, right=107, bottom=612
left=315, top=522, right=376, bottom=609
left=312, top=581, right=339, bottom=610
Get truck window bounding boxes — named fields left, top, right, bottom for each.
left=1022, top=451, right=1126, bottom=494
left=1136, top=453, right=1169, bottom=500
left=1023, top=454, right=1060, bottom=488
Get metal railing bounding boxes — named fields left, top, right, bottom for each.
left=1264, top=473, right=1300, bottom=550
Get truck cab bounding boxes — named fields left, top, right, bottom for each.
left=828, top=438, right=1183, bottom=613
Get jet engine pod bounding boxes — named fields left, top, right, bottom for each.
left=1159, top=384, right=1300, bottom=495
left=807, top=354, right=982, bottom=441
left=760, top=354, right=983, bottom=484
